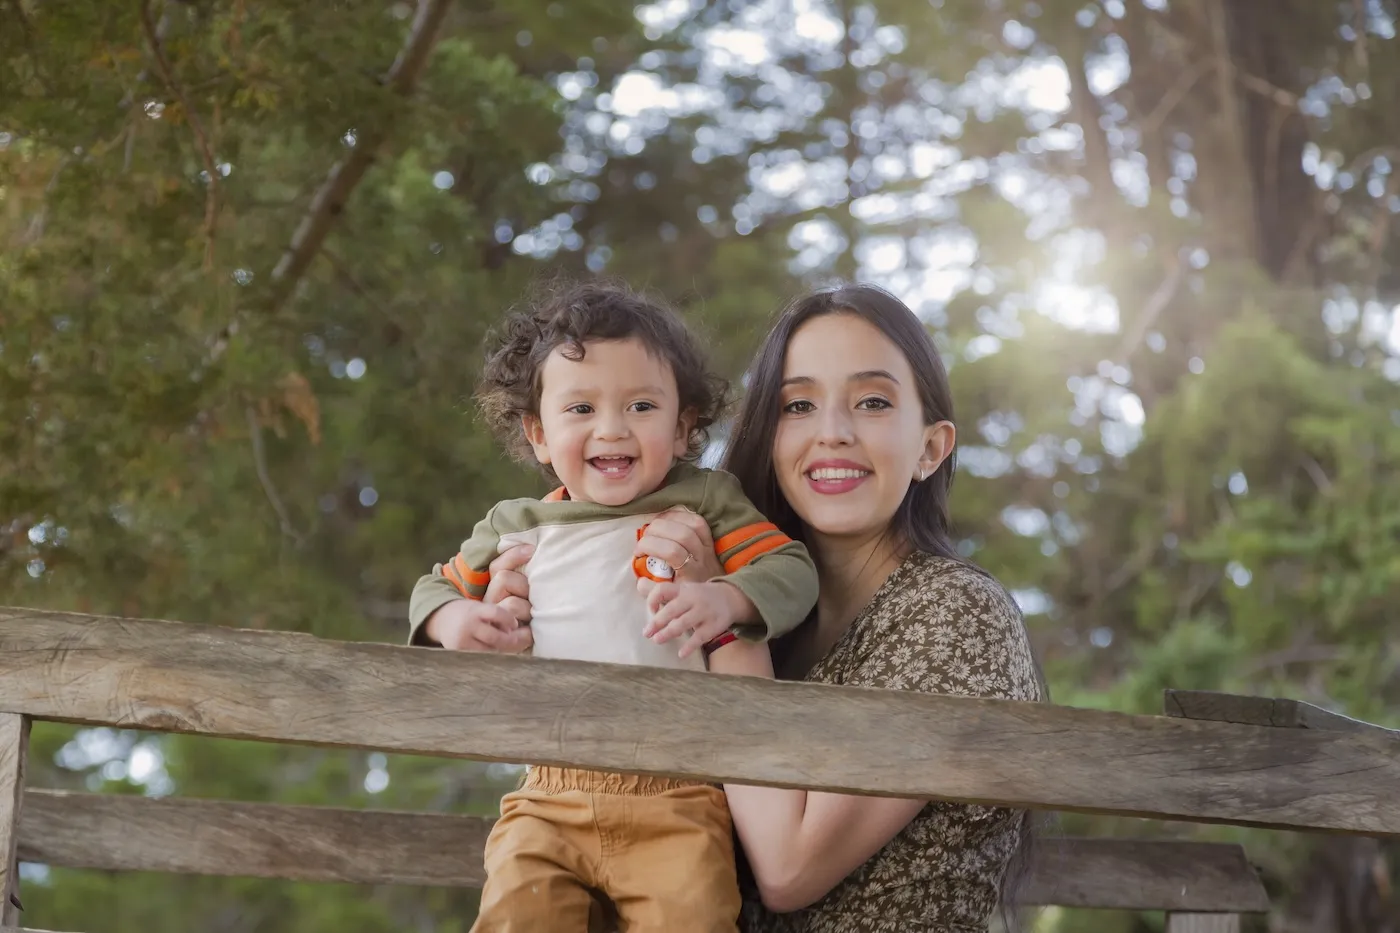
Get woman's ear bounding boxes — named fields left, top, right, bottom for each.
left=673, top=407, right=698, bottom=458
left=522, top=414, right=551, bottom=465
left=914, top=420, right=955, bottom=481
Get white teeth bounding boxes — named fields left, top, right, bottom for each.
left=592, top=456, right=632, bottom=474
left=809, top=468, right=869, bottom=480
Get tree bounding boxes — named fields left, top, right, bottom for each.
left=6, top=0, right=1400, bottom=929
left=607, top=1, right=1400, bottom=928
left=2, top=2, right=798, bottom=930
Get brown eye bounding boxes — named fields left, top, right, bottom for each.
left=782, top=399, right=815, bottom=414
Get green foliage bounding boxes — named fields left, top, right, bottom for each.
left=5, top=0, right=1400, bottom=930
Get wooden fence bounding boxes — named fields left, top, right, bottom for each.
left=2, top=607, right=1398, bottom=932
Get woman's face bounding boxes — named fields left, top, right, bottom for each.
left=772, top=313, right=953, bottom=548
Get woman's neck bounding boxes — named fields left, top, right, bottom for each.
left=808, top=529, right=908, bottom=632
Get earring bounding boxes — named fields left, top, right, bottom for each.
left=917, top=466, right=929, bottom=482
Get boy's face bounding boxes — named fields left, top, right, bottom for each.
left=523, top=337, right=694, bottom=506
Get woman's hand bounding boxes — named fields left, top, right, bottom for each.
left=636, top=578, right=758, bottom=659
left=634, top=507, right=723, bottom=582
left=423, top=544, right=535, bottom=653
left=482, top=543, right=534, bottom=624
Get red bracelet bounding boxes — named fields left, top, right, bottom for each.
left=702, top=631, right=739, bottom=657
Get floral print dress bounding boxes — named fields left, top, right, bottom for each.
left=740, top=552, right=1042, bottom=933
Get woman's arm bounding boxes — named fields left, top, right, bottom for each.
left=725, top=782, right=926, bottom=913
left=710, top=565, right=1041, bottom=913
left=708, top=642, right=926, bottom=912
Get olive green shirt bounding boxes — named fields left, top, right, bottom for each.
left=409, top=464, right=818, bottom=669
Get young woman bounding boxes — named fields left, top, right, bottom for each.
left=441, top=283, right=1045, bottom=932
left=637, top=284, right=1045, bottom=932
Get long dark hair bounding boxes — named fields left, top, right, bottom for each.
left=721, top=283, right=1050, bottom=929
left=722, top=284, right=961, bottom=561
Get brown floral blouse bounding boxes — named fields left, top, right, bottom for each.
left=739, top=552, right=1042, bottom=933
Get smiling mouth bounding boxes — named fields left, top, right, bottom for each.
left=589, top=456, right=636, bottom=475
left=806, top=467, right=871, bottom=480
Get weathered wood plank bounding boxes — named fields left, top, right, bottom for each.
left=1165, top=913, right=1241, bottom=933
left=18, top=791, right=1269, bottom=911
left=1165, top=689, right=1400, bottom=739
left=19, top=790, right=491, bottom=888
left=0, top=715, right=29, bottom=929
left=3, top=609, right=1400, bottom=834
left=1017, top=838, right=1267, bottom=911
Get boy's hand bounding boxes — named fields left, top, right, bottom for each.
left=424, top=598, right=532, bottom=653
left=638, top=578, right=758, bottom=660
left=423, top=544, right=534, bottom=653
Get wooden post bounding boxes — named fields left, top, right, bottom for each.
left=1164, top=689, right=1399, bottom=739
left=0, top=713, right=30, bottom=928
left=1161, top=687, right=1400, bottom=933
left=1166, top=914, right=1241, bottom=933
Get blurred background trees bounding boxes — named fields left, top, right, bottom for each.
left=3, top=0, right=1397, bottom=929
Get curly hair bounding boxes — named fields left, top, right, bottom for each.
left=476, top=278, right=728, bottom=480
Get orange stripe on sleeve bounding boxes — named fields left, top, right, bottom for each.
left=442, top=562, right=471, bottom=598
left=723, top=533, right=790, bottom=573
left=714, top=521, right=778, bottom=555
left=453, top=554, right=490, bottom=588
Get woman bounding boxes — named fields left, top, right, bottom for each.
left=638, top=284, right=1044, bottom=932
left=443, top=284, right=1045, bottom=931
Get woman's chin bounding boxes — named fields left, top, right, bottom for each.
left=796, top=505, right=889, bottom=541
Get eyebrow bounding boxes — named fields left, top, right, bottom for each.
left=781, top=369, right=902, bottom=388
left=553, top=384, right=670, bottom=397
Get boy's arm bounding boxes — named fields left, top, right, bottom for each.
left=700, top=471, right=819, bottom=641
left=408, top=508, right=504, bottom=647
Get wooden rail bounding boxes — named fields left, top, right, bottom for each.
left=7, top=609, right=1400, bottom=928
left=15, top=790, right=1269, bottom=912
left=2, top=609, right=1398, bottom=834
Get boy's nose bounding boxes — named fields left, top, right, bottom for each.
left=594, top=412, right=630, bottom=439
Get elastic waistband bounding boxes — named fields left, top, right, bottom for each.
left=523, top=766, right=713, bottom=796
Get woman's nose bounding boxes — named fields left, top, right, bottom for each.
left=816, top=407, right=855, bottom=445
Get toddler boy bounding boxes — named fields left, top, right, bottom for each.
left=410, top=281, right=818, bottom=932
